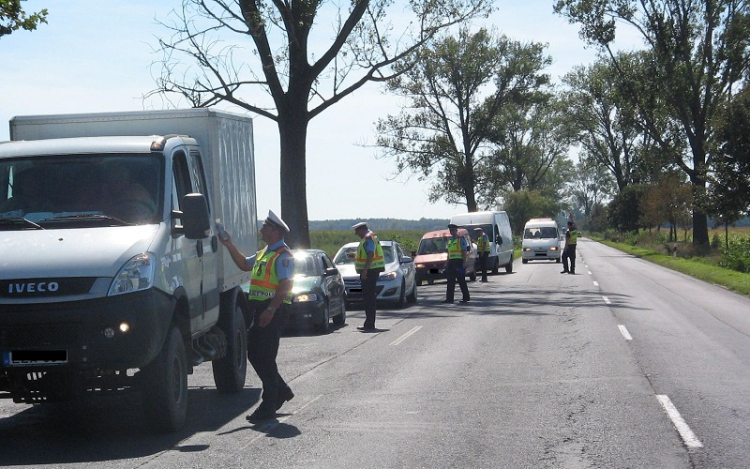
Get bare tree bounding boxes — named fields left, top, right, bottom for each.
left=150, top=0, right=490, bottom=247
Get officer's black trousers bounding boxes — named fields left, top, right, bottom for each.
left=247, top=299, right=290, bottom=412
left=362, top=269, right=381, bottom=329
left=479, top=252, right=489, bottom=281
left=445, top=258, right=470, bottom=302
left=562, top=244, right=577, bottom=273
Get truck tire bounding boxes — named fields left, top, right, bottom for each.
left=141, top=327, right=188, bottom=433
left=212, top=300, right=248, bottom=393
left=492, top=257, right=499, bottom=275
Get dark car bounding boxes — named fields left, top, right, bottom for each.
left=288, top=249, right=346, bottom=333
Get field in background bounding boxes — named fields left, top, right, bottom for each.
left=310, top=230, right=425, bottom=259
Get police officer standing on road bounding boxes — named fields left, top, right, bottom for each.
left=353, top=222, right=385, bottom=331
left=219, top=210, right=295, bottom=422
left=444, top=223, right=471, bottom=303
left=561, top=221, right=579, bottom=274
left=475, top=227, right=490, bottom=283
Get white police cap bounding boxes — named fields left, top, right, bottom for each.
left=265, top=209, right=290, bottom=233
left=351, top=221, right=368, bottom=231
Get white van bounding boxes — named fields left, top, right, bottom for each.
left=521, top=218, right=563, bottom=263
left=449, top=211, right=514, bottom=273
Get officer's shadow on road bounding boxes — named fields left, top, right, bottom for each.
left=0, top=386, right=264, bottom=466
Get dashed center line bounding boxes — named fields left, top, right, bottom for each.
left=657, top=395, right=703, bottom=448
left=618, top=325, right=633, bottom=341
left=593, top=281, right=599, bottom=287
left=602, top=296, right=611, bottom=305
left=390, top=326, right=422, bottom=346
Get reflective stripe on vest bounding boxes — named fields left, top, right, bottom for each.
left=477, top=235, right=490, bottom=252
left=249, top=246, right=293, bottom=304
left=355, top=233, right=385, bottom=270
left=448, top=238, right=464, bottom=260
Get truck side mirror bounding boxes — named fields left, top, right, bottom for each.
left=180, top=193, right=211, bottom=239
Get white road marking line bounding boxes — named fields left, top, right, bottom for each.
left=593, top=281, right=599, bottom=287
left=602, top=296, right=611, bottom=304
left=588, top=270, right=592, bottom=275
left=618, top=325, right=633, bottom=341
left=390, top=326, right=422, bottom=346
left=656, top=395, right=703, bottom=448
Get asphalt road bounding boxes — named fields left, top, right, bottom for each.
left=1, top=238, right=749, bottom=468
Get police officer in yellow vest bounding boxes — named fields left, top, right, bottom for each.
left=474, top=227, right=490, bottom=283
left=219, top=210, right=295, bottom=422
left=561, top=221, right=579, bottom=274
left=444, top=223, right=471, bottom=303
left=352, top=222, right=385, bottom=331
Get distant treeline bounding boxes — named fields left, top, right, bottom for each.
left=309, top=218, right=449, bottom=231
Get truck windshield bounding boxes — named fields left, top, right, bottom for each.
left=0, top=154, right=163, bottom=227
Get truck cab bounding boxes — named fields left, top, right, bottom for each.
left=0, top=109, right=257, bottom=432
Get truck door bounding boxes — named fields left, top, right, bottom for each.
left=172, top=149, right=220, bottom=334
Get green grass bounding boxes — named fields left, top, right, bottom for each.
left=596, top=238, right=750, bottom=297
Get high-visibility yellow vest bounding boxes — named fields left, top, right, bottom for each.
left=447, top=237, right=464, bottom=260
left=355, top=233, right=385, bottom=271
left=249, top=246, right=293, bottom=304
left=477, top=234, right=490, bottom=252
left=568, top=230, right=579, bottom=245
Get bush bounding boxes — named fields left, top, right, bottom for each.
left=720, top=235, right=750, bottom=273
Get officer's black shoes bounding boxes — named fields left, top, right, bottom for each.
left=460, top=299, right=470, bottom=303
left=357, top=325, right=376, bottom=332
left=560, top=270, right=569, bottom=274
left=441, top=299, right=453, bottom=303
left=246, top=408, right=276, bottom=423
left=276, top=388, right=295, bottom=411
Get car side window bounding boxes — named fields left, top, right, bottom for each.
left=321, top=254, right=334, bottom=270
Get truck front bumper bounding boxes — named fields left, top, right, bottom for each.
left=0, top=289, right=175, bottom=373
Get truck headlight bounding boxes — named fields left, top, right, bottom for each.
left=550, top=246, right=559, bottom=251
left=108, top=253, right=155, bottom=296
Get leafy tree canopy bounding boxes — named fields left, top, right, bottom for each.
left=0, top=0, right=47, bottom=39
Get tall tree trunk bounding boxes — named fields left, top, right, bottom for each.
left=278, top=113, right=311, bottom=249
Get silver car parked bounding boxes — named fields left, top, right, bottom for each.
left=333, top=240, right=418, bottom=308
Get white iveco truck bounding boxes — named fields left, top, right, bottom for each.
left=0, top=109, right=257, bottom=432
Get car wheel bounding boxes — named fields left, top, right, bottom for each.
left=316, top=301, right=331, bottom=334
left=407, top=281, right=417, bottom=303
left=556, top=258, right=561, bottom=263
left=427, top=278, right=434, bottom=285
left=469, top=270, right=476, bottom=282
left=522, top=259, right=528, bottom=264
left=396, top=280, right=406, bottom=308
left=141, top=327, right=188, bottom=433
left=332, top=297, right=346, bottom=326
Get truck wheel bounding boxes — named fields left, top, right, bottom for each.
left=505, top=254, right=513, bottom=273
left=492, top=257, right=499, bottom=275
left=212, top=302, right=248, bottom=393
left=141, top=327, right=188, bottom=433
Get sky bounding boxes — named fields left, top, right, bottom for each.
left=0, top=0, right=637, bottom=222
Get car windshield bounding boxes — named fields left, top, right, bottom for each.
left=293, top=253, right=318, bottom=276
left=524, top=227, right=558, bottom=239
left=0, top=154, right=163, bottom=227
left=417, top=236, right=450, bottom=255
left=335, top=244, right=395, bottom=264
